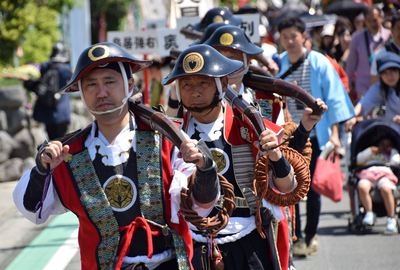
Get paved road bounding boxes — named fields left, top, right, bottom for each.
left=294, top=193, right=400, bottom=270
left=1, top=180, right=399, bottom=270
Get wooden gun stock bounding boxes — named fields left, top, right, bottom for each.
left=169, top=48, right=181, bottom=59
left=129, top=100, right=186, bottom=148
left=224, top=87, right=266, bottom=137
left=243, top=71, right=324, bottom=115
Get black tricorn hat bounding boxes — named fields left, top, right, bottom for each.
left=61, top=42, right=152, bottom=92
left=162, top=44, right=243, bottom=85
left=203, top=25, right=263, bottom=56
left=193, top=7, right=242, bottom=32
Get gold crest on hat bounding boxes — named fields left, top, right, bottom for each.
left=183, top=52, right=204, bottom=73
left=220, top=33, right=234, bottom=46
left=88, top=45, right=110, bottom=61
left=213, top=15, right=224, bottom=23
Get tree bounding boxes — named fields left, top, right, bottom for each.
left=0, top=0, right=74, bottom=66
left=20, top=5, right=60, bottom=64
left=90, top=0, right=132, bottom=43
left=0, top=1, right=35, bottom=65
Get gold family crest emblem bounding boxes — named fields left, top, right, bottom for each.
left=211, top=148, right=229, bottom=174
left=88, top=45, right=110, bottom=61
left=104, top=175, right=137, bottom=211
left=219, top=33, right=234, bottom=46
left=183, top=52, right=204, bottom=73
left=213, top=15, right=224, bottom=23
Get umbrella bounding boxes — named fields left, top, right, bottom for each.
left=300, top=14, right=338, bottom=29
left=325, top=0, right=368, bottom=21
left=270, top=2, right=309, bottom=27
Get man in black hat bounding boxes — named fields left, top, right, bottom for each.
left=203, top=24, right=264, bottom=103
left=192, top=6, right=242, bottom=33
left=203, top=24, right=328, bottom=269
left=163, top=43, right=297, bottom=270
left=13, top=42, right=220, bottom=270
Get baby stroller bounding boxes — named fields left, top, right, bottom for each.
left=347, top=118, right=400, bottom=233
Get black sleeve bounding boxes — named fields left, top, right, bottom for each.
left=288, top=122, right=311, bottom=152
left=192, top=162, right=219, bottom=204
left=23, top=79, right=40, bottom=94
left=270, top=156, right=292, bottom=178
left=23, top=167, right=48, bottom=212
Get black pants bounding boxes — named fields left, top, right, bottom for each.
left=192, top=230, right=274, bottom=270
left=45, top=122, right=69, bottom=140
left=122, top=259, right=178, bottom=270
left=295, top=136, right=322, bottom=244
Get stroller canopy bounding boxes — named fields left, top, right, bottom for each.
left=350, top=119, right=400, bottom=168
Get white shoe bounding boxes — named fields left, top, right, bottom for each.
left=362, top=212, right=374, bottom=226
left=385, top=217, right=398, bottom=234
left=307, top=235, right=319, bottom=255
left=293, top=239, right=308, bottom=257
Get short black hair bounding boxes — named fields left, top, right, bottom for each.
left=277, top=17, right=306, bottom=33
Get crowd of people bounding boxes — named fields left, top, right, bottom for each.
left=12, top=2, right=400, bottom=270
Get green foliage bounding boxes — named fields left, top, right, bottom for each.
left=39, top=0, right=75, bottom=12
left=219, top=0, right=236, bottom=9
left=0, top=0, right=75, bottom=67
left=20, top=5, right=60, bottom=64
left=0, top=78, right=22, bottom=87
left=0, top=1, right=36, bottom=65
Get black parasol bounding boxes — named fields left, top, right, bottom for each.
left=325, top=0, right=368, bottom=21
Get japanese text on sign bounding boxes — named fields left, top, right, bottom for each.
left=108, top=29, right=185, bottom=56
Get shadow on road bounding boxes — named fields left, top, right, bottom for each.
left=319, top=210, right=349, bottom=218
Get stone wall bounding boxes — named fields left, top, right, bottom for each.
left=0, top=85, right=92, bottom=182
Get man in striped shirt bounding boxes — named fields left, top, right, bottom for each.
left=277, top=17, right=355, bottom=257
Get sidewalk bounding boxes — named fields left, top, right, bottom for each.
left=0, top=181, right=79, bottom=270
left=0, top=181, right=52, bottom=268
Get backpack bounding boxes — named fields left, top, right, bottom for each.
left=36, top=63, right=61, bottom=108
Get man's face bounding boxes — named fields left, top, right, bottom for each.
left=321, top=36, right=334, bottom=48
left=392, top=21, right=400, bottom=45
left=218, top=48, right=245, bottom=63
left=279, top=27, right=305, bottom=55
left=365, top=9, right=383, bottom=33
left=81, top=68, right=127, bottom=113
left=217, top=48, right=247, bottom=87
left=179, top=75, right=217, bottom=112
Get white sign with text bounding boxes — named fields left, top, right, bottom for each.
left=176, top=13, right=260, bottom=43
left=107, top=28, right=187, bottom=57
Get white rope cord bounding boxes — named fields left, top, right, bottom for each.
left=214, top=77, right=223, bottom=99
left=190, top=218, right=256, bottom=244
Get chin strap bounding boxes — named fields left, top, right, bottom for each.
left=78, top=62, right=133, bottom=116
left=174, top=80, right=181, bottom=102
left=214, top=77, right=224, bottom=99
